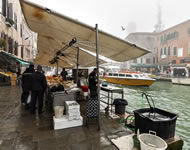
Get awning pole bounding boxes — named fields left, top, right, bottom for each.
left=95, top=24, right=100, bottom=130
left=76, top=47, right=79, bottom=85
left=56, top=61, right=58, bottom=76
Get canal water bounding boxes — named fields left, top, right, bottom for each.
left=108, top=81, right=190, bottom=150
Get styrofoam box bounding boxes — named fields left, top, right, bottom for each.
left=67, top=109, right=80, bottom=114
left=53, top=115, right=83, bottom=130
left=68, top=111, right=81, bottom=116
left=65, top=101, right=80, bottom=110
left=68, top=115, right=81, bottom=121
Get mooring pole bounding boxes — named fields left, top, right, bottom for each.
left=95, top=24, right=100, bottom=130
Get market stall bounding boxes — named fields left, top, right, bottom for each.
left=20, top=0, right=150, bottom=130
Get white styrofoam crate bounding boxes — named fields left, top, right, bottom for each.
left=68, top=115, right=81, bottom=121
left=68, top=111, right=81, bottom=116
left=67, top=109, right=80, bottom=114
left=65, top=101, right=80, bottom=110
left=53, top=115, right=83, bottom=130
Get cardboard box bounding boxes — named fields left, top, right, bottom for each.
left=11, top=81, right=16, bottom=86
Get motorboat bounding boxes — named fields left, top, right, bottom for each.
left=102, top=71, right=155, bottom=86
left=171, top=78, right=190, bottom=86
left=171, top=64, right=190, bottom=86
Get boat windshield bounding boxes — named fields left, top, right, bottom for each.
left=134, top=74, right=139, bottom=78
left=126, top=74, right=132, bottom=77
left=113, top=73, right=118, bottom=76
left=119, top=74, right=125, bottom=77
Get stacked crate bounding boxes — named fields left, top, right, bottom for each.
left=65, top=101, right=81, bottom=120
left=53, top=101, right=83, bottom=130
left=10, top=73, right=17, bottom=86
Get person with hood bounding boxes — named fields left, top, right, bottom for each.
left=21, top=64, right=35, bottom=109
left=30, top=65, right=47, bottom=114
left=88, top=68, right=97, bottom=98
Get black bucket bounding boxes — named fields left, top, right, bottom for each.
left=113, top=99, right=128, bottom=114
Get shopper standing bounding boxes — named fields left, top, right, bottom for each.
left=21, top=64, right=35, bottom=109
left=88, top=68, right=97, bottom=98
left=30, top=65, right=47, bottom=114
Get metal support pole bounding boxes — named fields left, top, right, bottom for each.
left=56, top=61, right=58, bottom=76
left=95, top=24, right=100, bottom=130
left=76, top=47, right=79, bottom=85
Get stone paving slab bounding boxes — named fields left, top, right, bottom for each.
left=0, top=86, right=132, bottom=150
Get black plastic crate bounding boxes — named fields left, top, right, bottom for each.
left=134, top=108, right=177, bottom=139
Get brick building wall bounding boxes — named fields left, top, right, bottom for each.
left=158, top=20, right=190, bottom=75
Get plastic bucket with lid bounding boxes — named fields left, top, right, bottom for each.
left=139, top=131, right=167, bottom=150
left=54, top=106, right=64, bottom=118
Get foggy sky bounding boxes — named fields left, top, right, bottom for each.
left=29, top=0, right=190, bottom=39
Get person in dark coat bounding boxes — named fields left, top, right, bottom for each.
left=30, top=65, right=47, bottom=114
left=21, top=64, right=35, bottom=109
left=88, top=68, right=97, bottom=98
left=60, top=68, right=67, bottom=80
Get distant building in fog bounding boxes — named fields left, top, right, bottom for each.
left=126, top=21, right=137, bottom=35
left=125, top=32, right=158, bottom=74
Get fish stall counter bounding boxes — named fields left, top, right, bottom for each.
left=45, top=76, right=83, bottom=130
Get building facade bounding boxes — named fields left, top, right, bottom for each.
left=125, top=32, right=158, bottom=74
left=158, top=20, right=190, bottom=76
left=0, top=0, right=37, bottom=72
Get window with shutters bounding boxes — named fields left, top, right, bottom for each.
left=0, top=0, right=2, bottom=14
left=14, top=13, right=17, bottom=30
left=133, top=59, right=137, bottom=63
left=14, top=41, right=18, bottom=56
left=20, top=24, right=23, bottom=37
left=164, top=47, right=167, bottom=55
left=172, top=60, right=176, bottom=64
left=25, top=48, right=30, bottom=58
left=2, top=0, right=7, bottom=17
left=8, top=3, right=13, bottom=19
left=168, top=46, right=170, bottom=56
left=180, top=59, right=184, bottom=64
left=178, top=48, right=183, bottom=57
left=188, top=43, right=190, bottom=54
left=146, top=58, right=151, bottom=64
left=21, top=46, right=24, bottom=58
left=8, top=38, right=13, bottom=54
left=173, top=47, right=177, bottom=56
left=160, top=48, right=162, bottom=56
left=153, top=57, right=156, bottom=64
left=188, top=28, right=190, bottom=35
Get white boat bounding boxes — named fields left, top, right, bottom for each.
left=172, top=78, right=190, bottom=86
left=102, top=71, right=155, bottom=86
left=171, top=64, right=190, bottom=86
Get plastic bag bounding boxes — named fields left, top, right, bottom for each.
left=27, top=93, right=31, bottom=104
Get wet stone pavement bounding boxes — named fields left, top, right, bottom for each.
left=0, top=86, right=132, bottom=150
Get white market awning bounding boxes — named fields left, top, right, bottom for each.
left=20, top=0, right=150, bottom=67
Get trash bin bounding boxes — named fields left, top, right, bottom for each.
left=113, top=99, right=128, bottom=114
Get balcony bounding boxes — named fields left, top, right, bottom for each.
left=5, top=17, right=15, bottom=27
